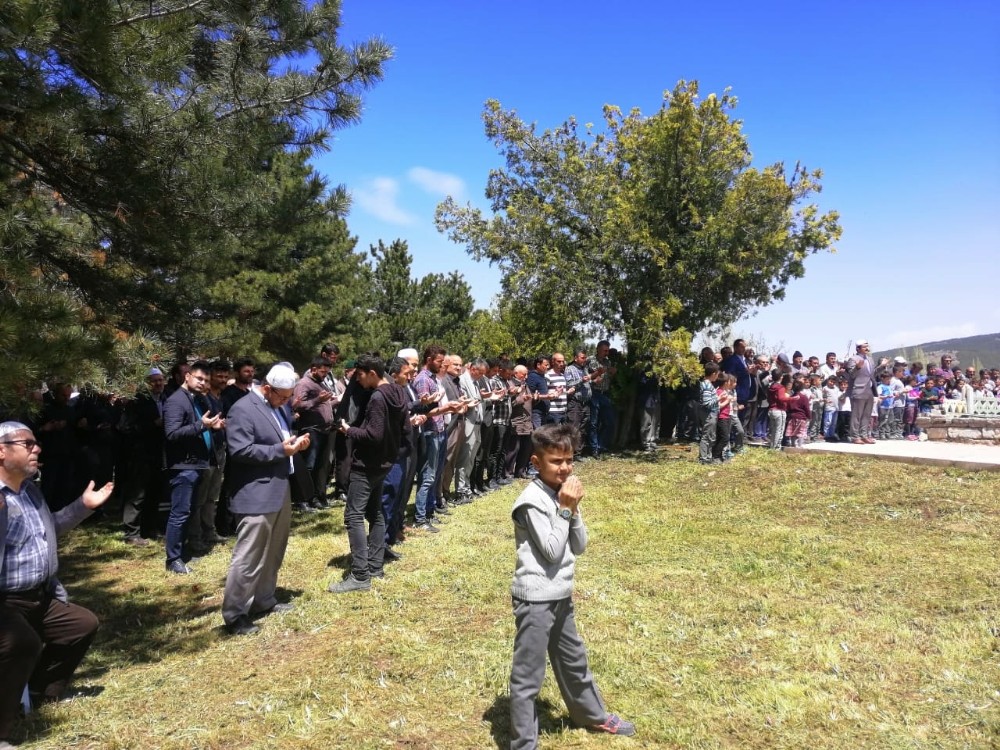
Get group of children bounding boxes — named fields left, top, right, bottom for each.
left=695, top=361, right=985, bottom=462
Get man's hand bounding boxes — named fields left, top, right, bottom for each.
left=82, top=480, right=114, bottom=510
left=410, top=414, right=427, bottom=427
left=201, top=411, right=224, bottom=429
left=281, top=435, right=305, bottom=456
left=318, top=391, right=333, bottom=403
left=558, top=475, right=583, bottom=513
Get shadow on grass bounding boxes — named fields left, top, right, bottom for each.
left=484, top=694, right=566, bottom=749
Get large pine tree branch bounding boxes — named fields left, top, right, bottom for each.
left=110, top=1, right=208, bottom=28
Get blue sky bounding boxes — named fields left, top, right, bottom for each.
left=312, top=1, right=1000, bottom=358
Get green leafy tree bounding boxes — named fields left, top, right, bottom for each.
left=362, top=239, right=476, bottom=355
left=437, top=81, right=842, bottom=384
left=0, top=0, right=391, bottom=405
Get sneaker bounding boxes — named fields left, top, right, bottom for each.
left=590, top=713, right=636, bottom=736
left=415, top=522, right=440, bottom=534
left=435, top=504, right=452, bottom=515
left=328, top=574, right=372, bottom=594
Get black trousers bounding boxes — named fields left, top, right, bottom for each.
left=0, top=591, right=99, bottom=739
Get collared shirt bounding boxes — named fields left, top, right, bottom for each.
left=586, top=356, right=612, bottom=393
left=0, top=480, right=51, bottom=592
left=490, top=374, right=511, bottom=424
left=412, top=368, right=444, bottom=433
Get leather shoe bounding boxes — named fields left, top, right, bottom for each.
left=328, top=574, right=371, bottom=593
left=124, top=536, right=151, bottom=547
left=435, top=504, right=452, bottom=514
left=225, top=615, right=260, bottom=636
left=384, top=546, right=403, bottom=562
left=166, top=560, right=192, bottom=575
left=253, top=602, right=295, bottom=617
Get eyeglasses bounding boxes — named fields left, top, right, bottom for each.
left=1, top=439, right=40, bottom=451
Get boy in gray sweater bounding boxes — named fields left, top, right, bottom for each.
left=508, top=423, right=635, bottom=749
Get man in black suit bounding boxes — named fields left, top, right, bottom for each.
left=221, top=365, right=311, bottom=635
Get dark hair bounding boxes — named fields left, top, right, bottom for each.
left=422, top=344, right=446, bottom=365
left=531, top=422, right=579, bottom=455
left=534, top=354, right=550, bottom=368
left=310, top=356, right=329, bottom=369
left=321, top=343, right=340, bottom=355
left=234, top=357, right=255, bottom=370
left=703, top=362, right=720, bottom=376
left=210, top=359, right=231, bottom=372
left=355, top=353, right=385, bottom=378
left=486, top=358, right=500, bottom=370
left=189, top=359, right=211, bottom=374
left=574, top=347, right=588, bottom=357
left=387, top=356, right=407, bottom=377
left=826, top=351, right=837, bottom=359
left=498, top=359, right=513, bottom=371
left=597, top=339, right=610, bottom=348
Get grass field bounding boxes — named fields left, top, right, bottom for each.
left=14, top=447, right=1000, bottom=749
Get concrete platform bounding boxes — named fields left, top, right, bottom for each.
left=785, top=439, right=1000, bottom=471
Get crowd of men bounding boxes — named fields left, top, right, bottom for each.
left=3, top=333, right=998, bottom=744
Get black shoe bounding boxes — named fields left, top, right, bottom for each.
left=294, top=502, right=317, bottom=513
left=498, top=477, right=514, bottom=486
left=384, top=547, right=403, bottom=562
left=124, top=536, right=151, bottom=548
left=225, top=615, right=260, bottom=636
left=166, top=559, right=192, bottom=575
left=415, top=521, right=440, bottom=533
left=253, top=602, right=294, bottom=617
left=369, top=569, right=385, bottom=579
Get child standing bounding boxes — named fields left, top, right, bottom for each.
left=698, top=363, right=721, bottom=464
left=877, top=372, right=894, bottom=439
left=903, top=376, right=921, bottom=439
left=712, top=374, right=734, bottom=462
left=822, top=376, right=840, bottom=441
left=509, top=424, right=635, bottom=749
left=784, top=379, right=811, bottom=447
left=766, top=373, right=792, bottom=450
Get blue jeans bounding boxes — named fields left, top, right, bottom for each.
left=588, top=391, right=616, bottom=454
left=381, top=461, right=404, bottom=544
left=166, top=468, right=201, bottom=564
left=415, top=432, right=445, bottom=524
left=823, top=410, right=837, bottom=439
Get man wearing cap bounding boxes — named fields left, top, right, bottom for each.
left=221, top=365, right=311, bottom=636
left=0, top=421, right=114, bottom=743
left=845, top=340, right=877, bottom=444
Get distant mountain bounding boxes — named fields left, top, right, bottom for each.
left=874, top=332, right=1000, bottom=370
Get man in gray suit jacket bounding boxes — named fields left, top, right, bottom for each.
left=845, top=339, right=877, bottom=444
left=221, top=365, right=311, bottom=636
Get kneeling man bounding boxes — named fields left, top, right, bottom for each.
left=0, top=421, right=113, bottom=744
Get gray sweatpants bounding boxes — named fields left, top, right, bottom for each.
left=509, top=597, right=607, bottom=750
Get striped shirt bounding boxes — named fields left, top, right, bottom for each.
left=545, top=369, right=568, bottom=417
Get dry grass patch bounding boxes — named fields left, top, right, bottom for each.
left=12, top=450, right=999, bottom=749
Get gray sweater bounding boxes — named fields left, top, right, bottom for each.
left=510, top=479, right=588, bottom=602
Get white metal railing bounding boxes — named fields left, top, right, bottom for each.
left=935, top=391, right=1000, bottom=417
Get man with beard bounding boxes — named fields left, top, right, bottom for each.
left=163, top=361, right=225, bottom=574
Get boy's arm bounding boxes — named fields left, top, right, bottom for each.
left=568, top=510, right=588, bottom=556
left=518, top=506, right=571, bottom=564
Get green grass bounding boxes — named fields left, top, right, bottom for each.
left=15, top=448, right=1000, bottom=749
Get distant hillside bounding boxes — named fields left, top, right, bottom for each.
left=874, top=332, right=1000, bottom=370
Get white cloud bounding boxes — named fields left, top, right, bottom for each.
left=407, top=166, right=466, bottom=200
left=354, top=177, right=417, bottom=225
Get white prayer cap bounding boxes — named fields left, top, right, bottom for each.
left=397, top=348, right=418, bottom=360
left=856, top=339, right=869, bottom=347
left=0, top=421, right=32, bottom=440
left=265, top=365, right=297, bottom=390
